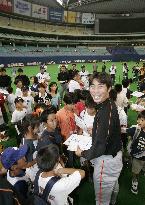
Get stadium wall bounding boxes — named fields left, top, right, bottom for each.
left=0, top=54, right=143, bottom=67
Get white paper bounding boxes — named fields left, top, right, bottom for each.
left=74, top=114, right=88, bottom=133
left=131, top=103, right=145, bottom=111
left=63, top=134, right=92, bottom=151
left=131, top=91, right=144, bottom=98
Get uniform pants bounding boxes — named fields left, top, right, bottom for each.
left=92, top=151, right=123, bottom=205
left=59, top=83, right=68, bottom=102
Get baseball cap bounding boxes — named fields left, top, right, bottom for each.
left=14, top=97, right=24, bottom=104
left=0, top=145, right=28, bottom=169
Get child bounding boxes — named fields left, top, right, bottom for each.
left=56, top=93, right=77, bottom=167
left=80, top=94, right=96, bottom=136
left=29, top=76, right=39, bottom=96
left=56, top=93, right=76, bottom=141
left=127, top=111, right=145, bottom=194
left=7, top=87, right=15, bottom=114
left=20, top=114, right=40, bottom=182
left=36, top=144, right=85, bottom=205
left=73, top=89, right=89, bottom=116
left=37, top=106, right=62, bottom=151
left=49, top=82, right=60, bottom=110
left=21, top=86, right=34, bottom=114
left=1, top=145, right=29, bottom=200
left=34, top=83, right=52, bottom=106
left=11, top=97, right=27, bottom=144
left=14, top=79, right=23, bottom=97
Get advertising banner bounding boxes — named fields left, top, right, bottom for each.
left=0, top=0, right=12, bottom=13
left=32, top=4, right=47, bottom=20
left=67, top=11, right=76, bottom=23
left=82, top=13, right=95, bottom=24
left=48, top=8, right=63, bottom=22
left=14, top=0, right=31, bottom=16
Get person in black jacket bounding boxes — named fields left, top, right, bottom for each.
left=0, top=176, right=24, bottom=205
left=0, top=68, right=11, bottom=88
left=75, top=72, right=123, bottom=205
left=14, top=68, right=30, bottom=87
left=57, top=65, right=69, bottom=104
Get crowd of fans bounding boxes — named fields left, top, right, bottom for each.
left=0, top=61, right=145, bottom=205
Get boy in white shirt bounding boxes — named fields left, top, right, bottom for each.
left=11, top=97, right=27, bottom=144
left=36, top=144, right=85, bottom=205
left=21, top=86, right=34, bottom=114
left=80, top=95, right=96, bottom=136
left=7, top=87, right=15, bottom=114
left=15, top=79, right=23, bottom=97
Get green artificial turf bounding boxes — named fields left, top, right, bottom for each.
left=2, top=61, right=145, bottom=205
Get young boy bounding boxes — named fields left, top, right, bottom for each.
left=0, top=145, right=29, bottom=200
left=37, top=106, right=62, bottom=151
left=11, top=97, right=27, bottom=144
left=36, top=144, right=85, bottom=205
left=56, top=92, right=76, bottom=141
left=21, top=86, right=34, bottom=114
left=127, top=111, right=145, bottom=194
left=15, top=79, right=23, bottom=97
left=7, top=87, right=15, bottom=114
left=80, top=94, right=96, bottom=136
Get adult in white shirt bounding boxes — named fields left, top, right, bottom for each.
left=79, top=65, right=89, bottom=90
left=109, top=64, right=116, bottom=84
left=37, top=144, right=85, bottom=205
left=7, top=87, right=15, bottom=113
left=68, top=70, right=81, bottom=93
left=123, top=62, right=129, bottom=79
left=115, top=84, right=128, bottom=111
left=36, top=66, right=50, bottom=84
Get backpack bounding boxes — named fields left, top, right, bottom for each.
left=32, top=172, right=60, bottom=205
left=127, top=126, right=141, bottom=155
left=0, top=177, right=22, bottom=205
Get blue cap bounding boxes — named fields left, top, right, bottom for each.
left=1, top=145, right=28, bottom=169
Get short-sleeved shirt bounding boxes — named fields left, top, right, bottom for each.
left=36, top=72, right=50, bottom=83
left=68, top=80, right=81, bottom=93
left=34, top=92, right=52, bottom=105
left=22, top=96, right=34, bottom=114
left=38, top=171, right=81, bottom=205
left=56, top=108, right=76, bottom=140
left=127, top=127, right=145, bottom=160
left=51, top=93, right=60, bottom=108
